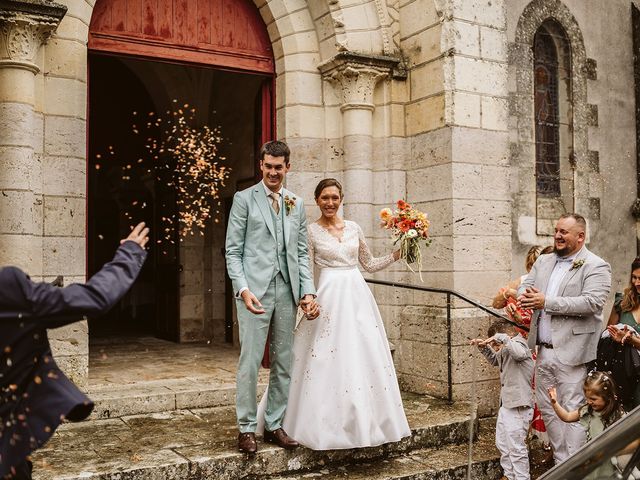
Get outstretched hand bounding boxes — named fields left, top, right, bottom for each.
left=122, top=222, right=150, bottom=249
left=469, top=338, right=489, bottom=349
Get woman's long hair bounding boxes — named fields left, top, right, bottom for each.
left=620, top=257, right=640, bottom=312
left=583, top=371, right=624, bottom=427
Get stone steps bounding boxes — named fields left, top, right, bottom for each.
left=87, top=379, right=267, bottom=419
left=32, top=395, right=500, bottom=480
left=256, top=434, right=501, bottom=479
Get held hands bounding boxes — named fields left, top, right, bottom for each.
left=300, top=294, right=320, bottom=320
left=518, top=287, right=545, bottom=310
left=122, top=222, right=150, bottom=249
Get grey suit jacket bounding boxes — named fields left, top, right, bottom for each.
left=518, top=247, right=611, bottom=366
left=481, top=334, right=534, bottom=408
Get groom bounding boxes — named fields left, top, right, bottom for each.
left=225, top=140, right=318, bottom=454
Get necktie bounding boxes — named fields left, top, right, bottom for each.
left=269, top=192, right=280, bottom=214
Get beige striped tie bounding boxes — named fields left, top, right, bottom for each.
left=269, top=192, right=280, bottom=214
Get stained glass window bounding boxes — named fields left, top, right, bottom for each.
left=534, top=27, right=561, bottom=197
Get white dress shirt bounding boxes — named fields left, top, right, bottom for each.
left=537, top=248, right=582, bottom=344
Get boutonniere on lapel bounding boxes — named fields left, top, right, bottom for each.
left=571, top=259, right=585, bottom=270
left=284, top=195, right=296, bottom=216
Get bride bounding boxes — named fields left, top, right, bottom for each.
left=260, top=178, right=411, bottom=450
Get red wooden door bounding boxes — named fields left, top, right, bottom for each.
left=89, top=0, right=274, bottom=74
left=88, top=0, right=275, bottom=342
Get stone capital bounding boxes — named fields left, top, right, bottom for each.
left=318, top=52, right=401, bottom=112
left=0, top=0, right=67, bottom=73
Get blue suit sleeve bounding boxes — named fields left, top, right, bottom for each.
left=1, top=241, right=146, bottom=322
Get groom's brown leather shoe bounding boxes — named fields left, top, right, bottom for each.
left=264, top=428, right=299, bottom=449
left=238, top=432, right=257, bottom=454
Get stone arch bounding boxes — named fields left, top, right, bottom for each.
left=510, top=0, right=599, bottom=245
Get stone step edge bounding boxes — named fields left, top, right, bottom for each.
left=39, top=418, right=480, bottom=480
left=88, top=384, right=268, bottom=419
left=256, top=429, right=501, bottom=479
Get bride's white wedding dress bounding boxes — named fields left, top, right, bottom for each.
left=259, top=220, right=411, bottom=450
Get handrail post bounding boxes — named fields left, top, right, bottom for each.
left=446, top=292, right=452, bottom=404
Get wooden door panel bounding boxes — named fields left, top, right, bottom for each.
left=89, top=0, right=273, bottom=73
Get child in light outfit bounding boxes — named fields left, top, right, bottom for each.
left=471, top=320, right=534, bottom=480
left=548, top=371, right=640, bottom=479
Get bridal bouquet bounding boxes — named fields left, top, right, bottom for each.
left=379, top=200, right=431, bottom=279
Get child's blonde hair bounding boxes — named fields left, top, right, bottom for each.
left=583, top=371, right=624, bottom=427
left=525, top=245, right=554, bottom=272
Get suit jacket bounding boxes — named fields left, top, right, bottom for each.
left=480, top=334, right=534, bottom=408
left=225, top=182, right=315, bottom=302
left=518, top=247, right=611, bottom=366
left=0, top=241, right=146, bottom=477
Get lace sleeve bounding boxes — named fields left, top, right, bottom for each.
left=357, top=223, right=395, bottom=273
left=307, top=227, right=315, bottom=279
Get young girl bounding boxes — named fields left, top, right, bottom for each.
left=548, top=371, right=625, bottom=479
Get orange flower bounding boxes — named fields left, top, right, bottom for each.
left=397, top=199, right=411, bottom=211
left=398, top=219, right=413, bottom=232
left=379, top=208, right=392, bottom=221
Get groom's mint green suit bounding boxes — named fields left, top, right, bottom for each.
left=225, top=181, right=315, bottom=433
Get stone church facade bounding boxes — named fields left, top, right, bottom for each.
left=0, top=0, right=637, bottom=411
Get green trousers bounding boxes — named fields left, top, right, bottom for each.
left=236, top=273, right=296, bottom=433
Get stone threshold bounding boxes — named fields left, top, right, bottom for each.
left=32, top=395, right=498, bottom=480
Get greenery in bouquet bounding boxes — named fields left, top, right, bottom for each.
left=379, top=200, right=431, bottom=279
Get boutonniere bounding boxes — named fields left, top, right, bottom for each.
left=284, top=195, right=296, bottom=216
left=571, top=259, right=585, bottom=270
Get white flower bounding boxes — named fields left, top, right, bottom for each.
left=406, top=229, right=418, bottom=238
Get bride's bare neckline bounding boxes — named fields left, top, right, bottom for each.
left=314, top=221, right=346, bottom=243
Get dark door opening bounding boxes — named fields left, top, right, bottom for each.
left=88, top=53, right=268, bottom=342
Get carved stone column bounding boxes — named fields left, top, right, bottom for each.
left=319, top=53, right=399, bottom=233
left=0, top=1, right=66, bottom=272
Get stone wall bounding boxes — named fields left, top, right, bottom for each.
left=507, top=0, right=637, bottom=299
left=392, top=0, right=510, bottom=412
left=0, top=0, right=88, bottom=385
left=42, top=1, right=91, bottom=386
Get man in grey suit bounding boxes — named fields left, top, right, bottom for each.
left=518, top=213, right=611, bottom=464
left=225, top=141, right=318, bottom=454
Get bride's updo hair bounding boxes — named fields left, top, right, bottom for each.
left=314, top=178, right=344, bottom=200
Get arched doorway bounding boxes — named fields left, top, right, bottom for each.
left=87, top=0, right=274, bottom=344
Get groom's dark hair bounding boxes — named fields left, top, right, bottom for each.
left=260, top=141, right=290, bottom=165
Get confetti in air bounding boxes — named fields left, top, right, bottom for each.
left=94, top=102, right=231, bottom=249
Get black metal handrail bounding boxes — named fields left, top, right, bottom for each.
left=364, top=278, right=529, bottom=403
